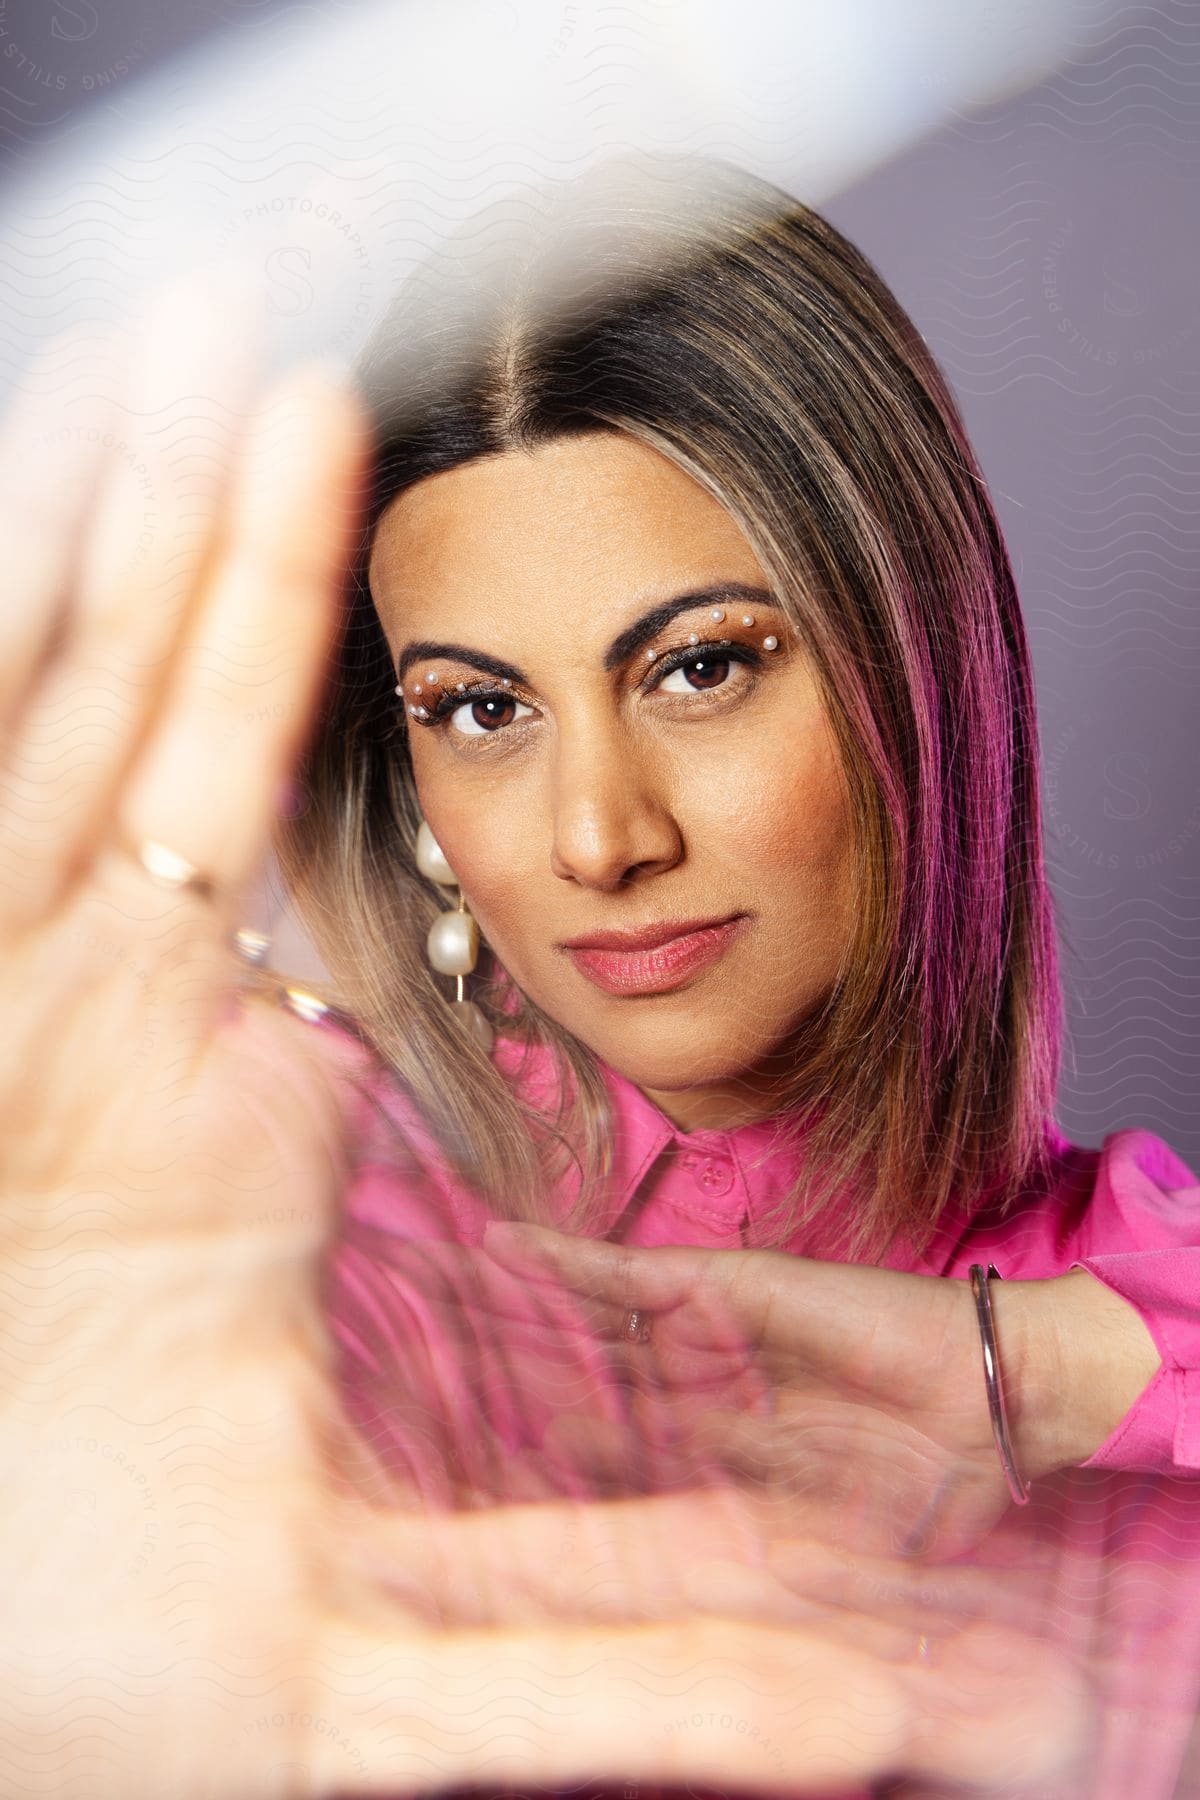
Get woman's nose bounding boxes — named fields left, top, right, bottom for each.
left=548, top=736, right=683, bottom=890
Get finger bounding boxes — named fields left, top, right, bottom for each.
left=0, top=267, right=263, bottom=930
left=336, top=1235, right=636, bottom=1497
left=767, top=1535, right=1062, bottom=1638
left=119, top=357, right=364, bottom=879
left=894, top=1615, right=1096, bottom=1791
left=469, top=1241, right=649, bottom=1396
left=306, top=1608, right=1091, bottom=1796
left=92, top=358, right=368, bottom=1055
left=344, top=1476, right=992, bottom=1646
left=482, top=1226, right=810, bottom=1412
left=444, top=1240, right=632, bottom=1417
left=313, top=1613, right=909, bottom=1794
left=0, top=323, right=128, bottom=754
left=328, top=1486, right=1094, bottom=1789
left=343, top=1484, right=1059, bottom=1640
left=482, top=1225, right=764, bottom=1379
left=528, top=1244, right=936, bottom=1399
left=348, top=1488, right=708, bottom=1625
left=483, top=1221, right=704, bottom=1314
left=470, top=1286, right=768, bottom=1479
left=342, top=1485, right=774, bottom=1616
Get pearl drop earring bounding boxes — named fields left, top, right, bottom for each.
left=415, top=818, right=494, bottom=1053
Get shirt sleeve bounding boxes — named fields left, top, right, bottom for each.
left=1067, top=1129, right=1200, bottom=1474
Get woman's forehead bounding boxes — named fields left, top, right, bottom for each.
left=368, top=434, right=766, bottom=645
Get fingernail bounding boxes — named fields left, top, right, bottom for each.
left=481, top=1222, right=564, bottom=1272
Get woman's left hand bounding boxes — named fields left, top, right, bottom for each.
left=482, top=1227, right=1057, bottom=1561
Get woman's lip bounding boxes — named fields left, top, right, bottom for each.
left=561, top=912, right=745, bottom=952
left=564, top=916, right=748, bottom=996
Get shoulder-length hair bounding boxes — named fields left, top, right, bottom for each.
left=274, top=151, right=1065, bottom=1266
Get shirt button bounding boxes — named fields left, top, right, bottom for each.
left=693, top=1156, right=734, bottom=1198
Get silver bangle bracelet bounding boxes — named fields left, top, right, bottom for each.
left=969, top=1261, right=1031, bottom=1507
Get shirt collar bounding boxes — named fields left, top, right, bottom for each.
left=493, top=1029, right=825, bottom=1237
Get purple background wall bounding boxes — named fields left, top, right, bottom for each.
left=3, top=0, right=1196, bottom=1167
left=827, top=1, right=1199, bottom=1163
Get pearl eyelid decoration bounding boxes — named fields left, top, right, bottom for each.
left=395, top=626, right=782, bottom=713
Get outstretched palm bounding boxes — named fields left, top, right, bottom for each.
left=483, top=1225, right=1033, bottom=1559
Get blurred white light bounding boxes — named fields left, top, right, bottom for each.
left=0, top=0, right=1125, bottom=392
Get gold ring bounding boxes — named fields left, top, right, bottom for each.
left=119, top=836, right=220, bottom=902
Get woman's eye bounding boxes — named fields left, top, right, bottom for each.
left=426, top=641, right=755, bottom=738
left=657, top=653, right=733, bottom=694
left=448, top=693, right=534, bottom=736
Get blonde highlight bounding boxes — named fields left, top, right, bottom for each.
left=274, top=152, right=1065, bottom=1266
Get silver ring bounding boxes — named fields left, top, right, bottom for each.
left=621, top=1307, right=651, bottom=1345
left=233, top=927, right=271, bottom=965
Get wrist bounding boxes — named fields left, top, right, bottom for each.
left=992, top=1269, right=1164, bottom=1479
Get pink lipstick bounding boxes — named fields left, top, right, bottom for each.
left=561, top=914, right=748, bottom=996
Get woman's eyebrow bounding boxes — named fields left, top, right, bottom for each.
left=394, top=582, right=776, bottom=686
left=601, top=582, right=775, bottom=669
left=395, top=642, right=525, bottom=686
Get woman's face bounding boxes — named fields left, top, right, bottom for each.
left=368, top=431, right=856, bottom=1130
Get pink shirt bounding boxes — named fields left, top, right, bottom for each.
left=323, top=1018, right=1200, bottom=1798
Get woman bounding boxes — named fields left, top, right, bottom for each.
left=0, top=153, right=1191, bottom=1797
left=0, top=205, right=1103, bottom=1800
left=262, top=153, right=1200, bottom=1792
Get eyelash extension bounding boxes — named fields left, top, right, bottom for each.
left=644, top=638, right=760, bottom=691
left=422, top=679, right=515, bottom=725
left=414, top=638, right=764, bottom=733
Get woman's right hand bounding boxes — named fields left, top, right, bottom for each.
left=0, top=267, right=363, bottom=1206
left=0, top=268, right=407, bottom=1790
left=0, top=270, right=1095, bottom=1798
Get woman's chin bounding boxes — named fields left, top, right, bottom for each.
left=570, top=1019, right=776, bottom=1102
left=550, top=988, right=830, bottom=1118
